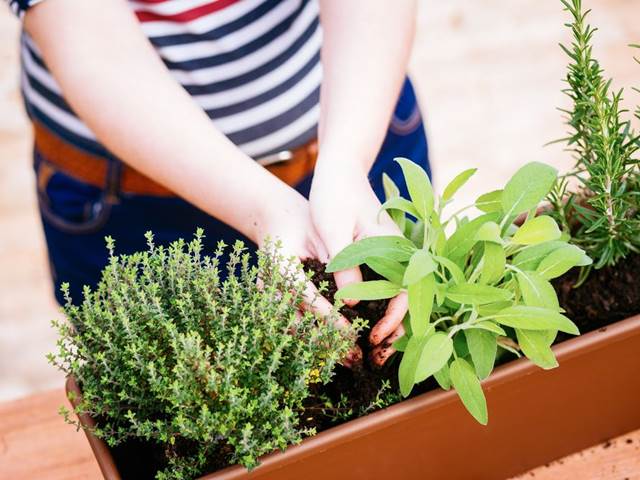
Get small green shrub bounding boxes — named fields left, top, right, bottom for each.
left=549, top=0, right=640, bottom=271
left=328, top=159, right=590, bottom=425
left=49, top=231, right=359, bottom=479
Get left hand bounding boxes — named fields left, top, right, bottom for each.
left=309, top=159, right=408, bottom=366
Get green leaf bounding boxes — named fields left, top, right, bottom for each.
left=516, top=271, right=559, bottom=309
left=502, top=162, right=557, bottom=216
left=443, top=168, right=477, bottom=201
left=475, top=190, right=503, bottom=213
left=516, top=329, right=558, bottom=370
left=433, top=255, right=465, bottom=284
left=383, top=173, right=406, bottom=232
left=414, top=332, right=454, bottom=383
left=365, top=257, right=405, bottom=286
left=403, top=249, right=437, bottom=285
left=398, top=336, right=422, bottom=397
left=512, top=241, right=567, bottom=270
left=445, top=213, right=501, bottom=261
left=446, top=283, right=513, bottom=305
left=407, top=219, right=425, bottom=248
left=453, top=331, right=469, bottom=357
left=408, top=273, right=435, bottom=337
left=450, top=358, right=488, bottom=425
left=382, top=172, right=400, bottom=198
left=480, top=242, right=506, bottom=284
left=465, top=329, right=497, bottom=380
left=469, top=321, right=506, bottom=336
left=536, top=245, right=592, bottom=279
left=380, top=197, right=420, bottom=219
left=392, top=334, right=409, bottom=352
left=434, top=362, right=452, bottom=390
left=335, top=280, right=401, bottom=301
left=475, top=221, right=503, bottom=243
left=512, top=216, right=562, bottom=245
left=491, top=306, right=579, bottom=334
left=327, top=236, right=415, bottom=272
left=478, top=301, right=512, bottom=317
left=395, top=157, right=434, bottom=220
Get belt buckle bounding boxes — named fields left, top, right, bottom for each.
left=255, top=150, right=294, bottom=167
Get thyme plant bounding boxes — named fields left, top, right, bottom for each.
left=328, top=159, right=590, bottom=424
left=49, top=231, right=359, bottom=479
left=550, top=0, right=640, bottom=270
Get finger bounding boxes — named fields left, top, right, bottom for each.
left=370, top=324, right=405, bottom=367
left=369, top=292, right=408, bottom=346
left=333, top=267, right=363, bottom=307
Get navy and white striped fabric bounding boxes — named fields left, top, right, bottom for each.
left=10, top=0, right=322, bottom=159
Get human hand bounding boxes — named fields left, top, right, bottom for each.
left=309, top=160, right=408, bottom=367
left=254, top=185, right=363, bottom=367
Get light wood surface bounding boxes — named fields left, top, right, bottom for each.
left=0, top=388, right=101, bottom=480
left=1, top=388, right=639, bottom=480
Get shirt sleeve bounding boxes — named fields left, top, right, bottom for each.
left=6, top=0, right=44, bottom=18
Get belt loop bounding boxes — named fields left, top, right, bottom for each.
left=104, top=157, right=122, bottom=203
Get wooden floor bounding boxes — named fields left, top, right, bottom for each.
left=0, top=388, right=639, bottom=480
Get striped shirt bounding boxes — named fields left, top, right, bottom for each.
left=8, top=0, right=322, bottom=159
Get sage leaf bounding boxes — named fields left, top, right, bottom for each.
left=470, top=321, right=506, bottom=336
left=476, top=189, right=503, bottom=213
left=395, top=157, right=434, bottom=220
left=450, top=358, right=488, bottom=425
left=512, top=241, right=566, bottom=270
left=434, top=362, right=452, bottom=390
left=475, top=221, right=502, bottom=244
left=512, top=216, right=562, bottom=245
left=382, top=173, right=406, bottom=231
left=536, top=244, right=592, bottom=279
left=433, top=255, right=465, bottom=284
left=516, top=329, right=558, bottom=370
left=443, top=168, right=477, bottom=201
left=399, top=336, right=422, bottom=397
left=392, top=334, right=409, bottom=352
left=445, top=212, right=501, bottom=261
left=453, top=331, right=469, bottom=357
left=465, top=329, right=497, bottom=380
left=446, top=283, right=513, bottom=305
left=408, top=273, right=435, bottom=336
left=327, top=236, right=415, bottom=272
left=480, top=242, right=506, bottom=284
left=414, top=332, right=454, bottom=383
left=335, top=280, right=401, bottom=301
left=365, top=257, right=405, bottom=286
left=492, top=305, right=579, bottom=335
left=381, top=197, right=420, bottom=219
left=403, top=249, right=437, bottom=285
left=502, top=162, right=557, bottom=216
left=516, top=271, right=559, bottom=309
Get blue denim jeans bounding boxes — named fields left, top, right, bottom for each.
left=36, top=79, right=430, bottom=305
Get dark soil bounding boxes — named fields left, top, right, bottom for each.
left=301, top=259, right=399, bottom=431
left=553, top=252, right=640, bottom=339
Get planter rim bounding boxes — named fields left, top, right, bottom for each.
left=66, top=313, right=640, bottom=480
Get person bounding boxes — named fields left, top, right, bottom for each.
left=7, top=0, right=430, bottom=366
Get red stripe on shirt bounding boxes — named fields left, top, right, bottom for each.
left=135, top=0, right=240, bottom=23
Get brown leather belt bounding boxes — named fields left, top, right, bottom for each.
left=33, top=121, right=318, bottom=197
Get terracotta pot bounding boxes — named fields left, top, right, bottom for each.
left=68, top=314, right=640, bottom=480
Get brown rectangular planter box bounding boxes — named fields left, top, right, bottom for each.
left=68, top=314, right=640, bottom=480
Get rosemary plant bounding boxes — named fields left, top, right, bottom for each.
left=550, top=0, right=640, bottom=270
